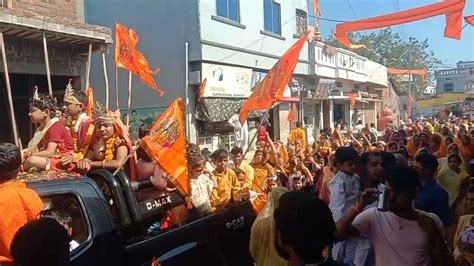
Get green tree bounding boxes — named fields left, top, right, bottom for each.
left=326, top=28, right=441, bottom=99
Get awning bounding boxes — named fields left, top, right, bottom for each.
left=0, top=9, right=112, bottom=50
left=196, top=98, right=265, bottom=122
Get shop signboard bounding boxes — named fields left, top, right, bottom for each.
left=201, top=63, right=253, bottom=98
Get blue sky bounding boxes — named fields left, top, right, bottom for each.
left=316, top=0, right=474, bottom=69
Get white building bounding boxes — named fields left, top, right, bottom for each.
left=85, top=0, right=389, bottom=150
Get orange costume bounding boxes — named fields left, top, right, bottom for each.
left=456, top=135, right=474, bottom=164
left=0, top=181, right=43, bottom=264
left=288, top=127, right=307, bottom=148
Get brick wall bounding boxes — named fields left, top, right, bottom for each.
left=12, top=0, right=78, bottom=22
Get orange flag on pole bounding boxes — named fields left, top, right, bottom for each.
left=198, top=78, right=207, bottom=101
left=350, top=92, right=357, bottom=107
left=335, top=0, right=466, bottom=49
left=142, top=98, right=189, bottom=196
left=115, top=23, right=165, bottom=96
left=85, top=87, right=94, bottom=117
left=387, top=68, right=428, bottom=81
left=239, top=31, right=310, bottom=124
left=287, top=104, right=295, bottom=123
left=313, top=0, right=322, bottom=17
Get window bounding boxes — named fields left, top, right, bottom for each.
left=444, top=83, right=454, bottom=92
left=264, top=0, right=281, bottom=35
left=41, top=194, right=90, bottom=253
left=0, top=0, right=8, bottom=7
left=217, top=0, right=239, bottom=22
left=295, top=9, right=307, bottom=36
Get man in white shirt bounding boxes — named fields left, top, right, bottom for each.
left=228, top=108, right=249, bottom=152
left=336, top=166, right=453, bottom=266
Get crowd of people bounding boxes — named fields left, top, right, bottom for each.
left=0, top=80, right=474, bottom=265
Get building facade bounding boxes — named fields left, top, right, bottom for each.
left=436, top=61, right=474, bottom=93
left=84, top=0, right=389, bottom=150
left=0, top=0, right=112, bottom=144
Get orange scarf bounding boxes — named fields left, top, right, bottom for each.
left=0, top=181, right=43, bottom=263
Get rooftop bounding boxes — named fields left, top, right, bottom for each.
left=0, top=8, right=112, bottom=49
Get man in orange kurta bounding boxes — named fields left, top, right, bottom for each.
left=288, top=122, right=307, bottom=148
left=0, top=143, right=43, bottom=264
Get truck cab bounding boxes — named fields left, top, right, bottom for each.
left=26, top=170, right=256, bottom=266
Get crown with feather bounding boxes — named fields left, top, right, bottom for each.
left=30, top=86, right=61, bottom=117
left=92, top=102, right=116, bottom=125
left=63, top=79, right=81, bottom=105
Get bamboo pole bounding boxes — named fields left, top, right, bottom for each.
left=102, top=51, right=110, bottom=109
left=115, top=67, right=119, bottom=109
left=126, top=71, right=132, bottom=127
left=42, top=32, right=53, bottom=96
left=0, top=32, right=19, bottom=147
left=243, top=110, right=270, bottom=157
left=85, top=42, right=92, bottom=88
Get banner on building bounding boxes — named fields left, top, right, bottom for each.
left=201, top=63, right=253, bottom=98
left=313, top=79, right=335, bottom=99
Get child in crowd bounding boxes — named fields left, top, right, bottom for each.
left=60, top=80, right=94, bottom=166
left=233, top=167, right=246, bottom=188
left=189, top=155, right=217, bottom=218
left=292, top=176, right=303, bottom=191
left=23, top=90, right=74, bottom=172
left=0, top=143, right=43, bottom=264
left=328, top=146, right=361, bottom=264
left=210, top=149, right=242, bottom=211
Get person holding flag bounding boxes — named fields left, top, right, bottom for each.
left=76, top=104, right=135, bottom=179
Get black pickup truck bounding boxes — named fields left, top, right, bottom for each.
left=26, top=170, right=256, bottom=266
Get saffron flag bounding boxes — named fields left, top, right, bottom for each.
left=287, top=104, right=295, bottom=123
left=466, top=15, right=474, bottom=25
left=115, top=23, right=165, bottom=96
left=142, top=98, right=189, bottom=196
left=387, top=68, right=428, bottom=81
left=85, top=87, right=94, bottom=117
left=198, top=78, right=207, bottom=101
left=350, top=92, right=357, bottom=107
left=313, top=0, right=322, bottom=17
left=335, top=0, right=466, bottom=49
left=239, top=31, right=310, bottom=124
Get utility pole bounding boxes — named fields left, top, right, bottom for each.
left=407, top=43, right=412, bottom=121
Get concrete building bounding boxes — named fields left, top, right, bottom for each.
left=84, top=0, right=389, bottom=150
left=435, top=61, right=474, bottom=93
left=0, top=0, right=112, bottom=144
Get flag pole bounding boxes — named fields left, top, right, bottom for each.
left=243, top=110, right=270, bottom=158
left=102, top=51, right=110, bottom=109
left=126, top=71, right=132, bottom=127
left=0, top=32, right=19, bottom=147
left=115, top=67, right=120, bottom=109
left=112, top=141, right=140, bottom=176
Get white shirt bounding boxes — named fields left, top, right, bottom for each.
left=228, top=114, right=249, bottom=150
left=353, top=208, right=443, bottom=266
left=190, top=174, right=214, bottom=216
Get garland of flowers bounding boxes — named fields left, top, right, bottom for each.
left=97, top=135, right=118, bottom=161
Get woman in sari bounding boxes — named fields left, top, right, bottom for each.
left=249, top=187, right=288, bottom=266
left=457, top=134, right=474, bottom=163
left=431, top=133, right=443, bottom=157
left=437, top=153, right=470, bottom=246
left=407, top=134, right=421, bottom=157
